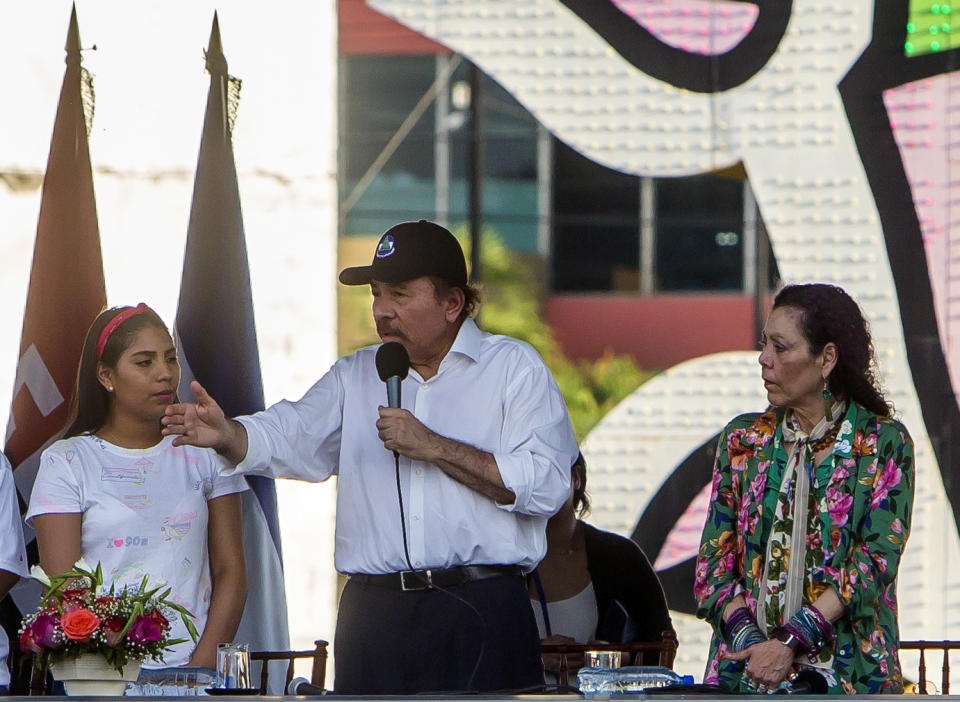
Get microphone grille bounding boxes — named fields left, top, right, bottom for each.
left=375, top=342, right=410, bottom=381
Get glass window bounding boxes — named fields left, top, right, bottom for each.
left=655, top=175, right=744, bottom=291
left=341, top=55, right=437, bottom=235
left=446, top=63, right=540, bottom=252
left=551, top=140, right=640, bottom=292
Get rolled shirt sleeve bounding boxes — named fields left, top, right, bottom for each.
left=493, top=362, right=576, bottom=516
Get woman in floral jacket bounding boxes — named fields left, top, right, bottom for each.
left=694, top=284, right=914, bottom=694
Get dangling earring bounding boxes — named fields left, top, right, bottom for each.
left=822, top=381, right=833, bottom=422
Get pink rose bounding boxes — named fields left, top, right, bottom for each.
left=61, top=608, right=101, bottom=642
left=20, top=613, right=61, bottom=653
left=127, top=614, right=164, bottom=644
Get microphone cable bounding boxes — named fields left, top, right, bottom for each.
left=393, top=450, right=487, bottom=693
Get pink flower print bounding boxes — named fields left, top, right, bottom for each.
left=737, top=497, right=751, bottom=534
left=872, top=550, right=889, bottom=575
left=827, top=464, right=850, bottom=489
left=749, top=472, right=766, bottom=504
left=825, top=488, right=853, bottom=527
left=712, top=550, right=736, bottom=581
left=806, top=530, right=822, bottom=550
left=882, top=585, right=898, bottom=612
left=704, top=654, right=721, bottom=684
left=745, top=413, right=777, bottom=447
left=871, top=459, right=902, bottom=509
left=829, top=527, right=842, bottom=553
left=727, top=431, right=752, bottom=471
left=853, top=430, right=878, bottom=457
left=711, top=469, right=723, bottom=498
left=694, top=559, right=713, bottom=599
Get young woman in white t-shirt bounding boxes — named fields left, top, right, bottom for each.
left=27, top=304, right=248, bottom=669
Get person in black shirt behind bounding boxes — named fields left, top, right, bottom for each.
left=529, top=452, right=674, bottom=677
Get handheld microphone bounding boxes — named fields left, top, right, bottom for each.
left=286, top=676, right=325, bottom=695
left=774, top=669, right=828, bottom=695
left=375, top=342, right=410, bottom=410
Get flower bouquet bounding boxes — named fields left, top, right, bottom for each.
left=19, top=558, right=198, bottom=675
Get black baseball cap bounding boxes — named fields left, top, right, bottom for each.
left=339, top=220, right=468, bottom=286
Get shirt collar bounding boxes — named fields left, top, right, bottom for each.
left=445, top=318, right=483, bottom=364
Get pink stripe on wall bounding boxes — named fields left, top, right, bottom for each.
left=610, top=0, right=759, bottom=55
left=884, top=74, right=960, bottom=403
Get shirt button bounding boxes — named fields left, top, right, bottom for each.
left=415, top=469, right=422, bottom=476
left=413, top=515, right=420, bottom=521
left=415, top=560, right=422, bottom=567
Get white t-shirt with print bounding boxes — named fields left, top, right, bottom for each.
left=26, top=434, right=248, bottom=668
left=0, top=454, right=28, bottom=686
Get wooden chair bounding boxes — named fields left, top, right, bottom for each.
left=540, top=630, right=678, bottom=688
left=251, top=639, right=328, bottom=694
left=900, top=640, right=960, bottom=694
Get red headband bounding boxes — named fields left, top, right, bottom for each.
left=96, top=304, right=153, bottom=360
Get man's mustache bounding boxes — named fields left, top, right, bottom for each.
left=377, top=324, right=406, bottom=341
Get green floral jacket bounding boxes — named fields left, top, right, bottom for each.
left=694, top=402, right=914, bottom=694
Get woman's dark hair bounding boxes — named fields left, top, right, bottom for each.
left=65, top=305, right=172, bottom=438
left=772, top=283, right=891, bottom=417
left=572, top=451, right=590, bottom=517
left=429, top=276, right=481, bottom=322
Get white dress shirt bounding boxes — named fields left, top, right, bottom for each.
left=224, top=319, right=578, bottom=574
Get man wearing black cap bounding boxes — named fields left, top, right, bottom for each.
left=162, top=220, right=578, bottom=694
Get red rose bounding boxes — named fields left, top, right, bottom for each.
left=103, top=615, right=127, bottom=647
left=149, top=608, right=169, bottom=631
left=61, top=589, right=90, bottom=613
left=61, top=608, right=101, bottom=642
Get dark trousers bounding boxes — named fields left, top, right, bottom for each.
left=334, top=572, right=543, bottom=694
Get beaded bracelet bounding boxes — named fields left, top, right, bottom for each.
left=724, top=606, right=766, bottom=652
left=806, top=604, right=836, bottom=643
left=781, top=605, right=835, bottom=656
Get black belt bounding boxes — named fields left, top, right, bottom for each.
left=350, top=564, right=523, bottom=591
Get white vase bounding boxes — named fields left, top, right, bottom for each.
left=50, top=653, right=141, bottom=696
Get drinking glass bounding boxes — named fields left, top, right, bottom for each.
left=216, top=642, right=251, bottom=689
left=585, top=650, right=622, bottom=669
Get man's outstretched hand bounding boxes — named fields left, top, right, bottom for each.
left=161, top=380, right=247, bottom=464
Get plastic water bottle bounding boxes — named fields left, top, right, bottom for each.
left=577, top=668, right=619, bottom=695
left=577, top=666, right=694, bottom=695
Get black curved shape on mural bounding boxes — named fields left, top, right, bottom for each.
left=631, top=433, right=719, bottom=615
left=557, top=0, right=791, bottom=93
left=839, top=1, right=960, bottom=525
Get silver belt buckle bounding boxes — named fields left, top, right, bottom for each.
left=400, top=569, right=431, bottom=591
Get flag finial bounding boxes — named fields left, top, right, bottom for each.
left=65, top=3, right=82, bottom=65
left=205, top=12, right=228, bottom=76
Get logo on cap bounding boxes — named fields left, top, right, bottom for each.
left=376, top=234, right=396, bottom=258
